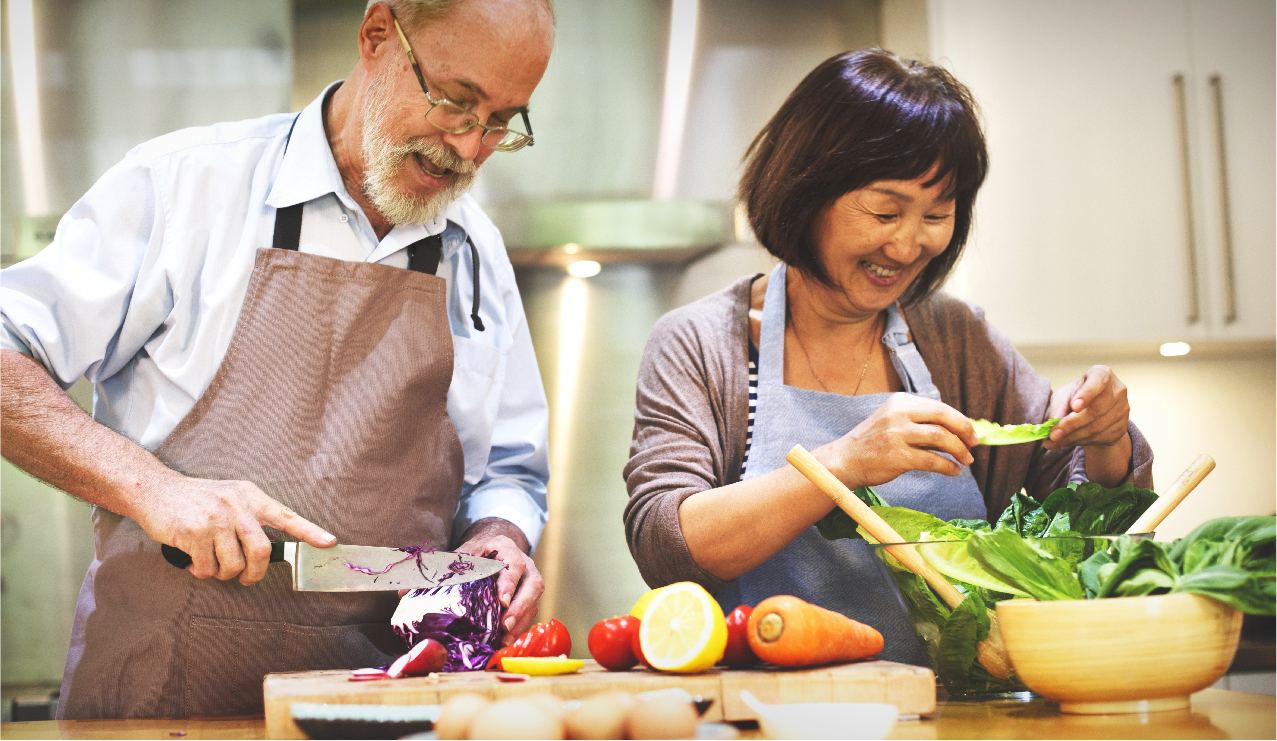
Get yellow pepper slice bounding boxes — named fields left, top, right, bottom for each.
left=500, top=656, right=585, bottom=675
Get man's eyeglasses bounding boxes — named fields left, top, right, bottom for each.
left=392, top=17, right=534, bottom=153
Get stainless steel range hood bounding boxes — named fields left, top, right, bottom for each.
left=490, top=199, right=734, bottom=267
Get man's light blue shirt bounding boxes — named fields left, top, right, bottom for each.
left=0, top=82, right=550, bottom=549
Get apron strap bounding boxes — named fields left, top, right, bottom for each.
left=407, top=234, right=443, bottom=275
left=271, top=204, right=304, bottom=252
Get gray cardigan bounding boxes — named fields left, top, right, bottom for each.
left=623, top=275, right=1154, bottom=593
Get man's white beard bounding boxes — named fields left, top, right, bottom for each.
left=361, top=68, right=478, bottom=226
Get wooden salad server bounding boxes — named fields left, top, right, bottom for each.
left=786, top=444, right=1014, bottom=680
left=1127, top=454, right=1216, bottom=535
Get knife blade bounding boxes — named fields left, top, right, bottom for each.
left=160, top=542, right=504, bottom=591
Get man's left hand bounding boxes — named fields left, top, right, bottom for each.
left=456, top=517, right=543, bottom=644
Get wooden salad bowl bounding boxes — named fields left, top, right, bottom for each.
left=996, top=593, right=1242, bottom=715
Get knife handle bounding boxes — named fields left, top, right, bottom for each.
left=161, top=541, right=288, bottom=569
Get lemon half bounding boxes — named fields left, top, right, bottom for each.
left=638, top=582, right=726, bottom=673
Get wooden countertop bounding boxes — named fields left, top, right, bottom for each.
left=2, top=689, right=1272, bottom=740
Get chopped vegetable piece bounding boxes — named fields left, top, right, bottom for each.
left=499, top=656, right=585, bottom=675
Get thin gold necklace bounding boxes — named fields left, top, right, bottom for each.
left=791, top=311, right=882, bottom=395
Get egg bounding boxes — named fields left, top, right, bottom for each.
left=469, top=696, right=566, bottom=740
left=623, top=694, right=698, bottom=740
left=435, top=693, right=491, bottom=740
left=565, top=691, right=633, bottom=739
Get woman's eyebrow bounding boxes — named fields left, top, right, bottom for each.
left=869, top=187, right=913, bottom=202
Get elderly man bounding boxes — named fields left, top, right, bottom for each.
left=0, top=0, right=555, bottom=719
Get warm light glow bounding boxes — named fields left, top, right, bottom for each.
left=563, top=243, right=580, bottom=255
left=1160, top=342, right=1191, bottom=357
left=9, top=0, right=49, bottom=215
left=651, top=0, right=699, bottom=201
left=539, top=277, right=589, bottom=622
left=567, top=260, right=602, bottom=278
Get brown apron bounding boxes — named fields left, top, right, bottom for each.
left=57, top=204, right=466, bottom=719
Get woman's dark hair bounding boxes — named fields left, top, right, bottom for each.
left=738, top=48, right=988, bottom=306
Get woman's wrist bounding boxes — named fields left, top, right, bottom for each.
left=1082, top=431, right=1133, bottom=487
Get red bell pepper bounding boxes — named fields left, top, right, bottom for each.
left=485, top=618, right=573, bottom=671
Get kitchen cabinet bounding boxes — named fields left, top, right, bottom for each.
left=930, top=0, right=1275, bottom=345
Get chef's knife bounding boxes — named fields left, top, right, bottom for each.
left=160, top=542, right=504, bottom=591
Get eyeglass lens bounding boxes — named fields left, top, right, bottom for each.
left=424, top=102, right=529, bottom=151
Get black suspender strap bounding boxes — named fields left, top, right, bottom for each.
left=271, top=203, right=304, bottom=252
left=406, top=234, right=443, bottom=276
left=467, top=237, right=485, bottom=331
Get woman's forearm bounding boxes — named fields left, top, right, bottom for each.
left=677, top=460, right=838, bottom=582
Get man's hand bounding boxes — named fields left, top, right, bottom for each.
left=455, top=517, right=543, bottom=644
left=133, top=474, right=336, bottom=585
left=1, top=349, right=335, bottom=587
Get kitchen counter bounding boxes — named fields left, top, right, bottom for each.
left=2, top=689, right=1272, bottom=740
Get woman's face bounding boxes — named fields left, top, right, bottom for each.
left=810, top=173, right=957, bottom=315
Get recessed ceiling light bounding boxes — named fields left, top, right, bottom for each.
left=1160, top=342, right=1191, bottom=357
left=567, top=260, right=601, bottom=278
left=563, top=243, right=580, bottom=255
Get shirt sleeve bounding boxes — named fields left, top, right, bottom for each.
left=1, top=154, right=167, bottom=390
left=450, top=279, right=550, bottom=552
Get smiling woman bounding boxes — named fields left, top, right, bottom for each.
left=623, top=49, right=1154, bottom=669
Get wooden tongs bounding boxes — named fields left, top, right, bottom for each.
left=786, top=444, right=1014, bottom=678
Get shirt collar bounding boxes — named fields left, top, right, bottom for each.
left=266, top=80, right=468, bottom=256
left=265, top=81, right=349, bottom=211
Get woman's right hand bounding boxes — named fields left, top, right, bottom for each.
left=815, top=393, right=978, bottom=489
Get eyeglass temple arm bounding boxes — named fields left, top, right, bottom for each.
left=392, top=18, right=432, bottom=97
left=520, top=110, right=534, bottom=146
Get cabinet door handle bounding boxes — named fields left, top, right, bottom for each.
left=1173, top=73, right=1200, bottom=324
left=1208, top=74, right=1237, bottom=323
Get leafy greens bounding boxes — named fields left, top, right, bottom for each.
left=970, top=418, right=1060, bottom=446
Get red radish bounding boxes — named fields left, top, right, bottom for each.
left=388, top=638, right=448, bottom=677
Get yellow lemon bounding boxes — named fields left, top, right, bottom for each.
left=638, top=582, right=727, bottom=673
left=629, top=586, right=666, bottom=618
left=500, top=656, right=584, bottom=675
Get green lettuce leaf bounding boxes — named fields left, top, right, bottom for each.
left=1040, top=482, right=1158, bottom=536
left=814, top=486, right=888, bottom=541
left=967, top=529, right=1085, bottom=600
left=970, top=418, right=1060, bottom=446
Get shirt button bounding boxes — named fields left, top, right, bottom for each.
left=339, top=214, right=349, bottom=223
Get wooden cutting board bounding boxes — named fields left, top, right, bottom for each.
left=263, top=659, right=935, bottom=739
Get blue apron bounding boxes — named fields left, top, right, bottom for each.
left=715, top=263, right=986, bottom=666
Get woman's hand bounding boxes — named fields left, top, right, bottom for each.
left=1045, top=365, right=1133, bottom=486
left=817, top=393, right=978, bottom=489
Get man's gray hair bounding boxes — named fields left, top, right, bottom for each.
left=367, top=0, right=556, bottom=33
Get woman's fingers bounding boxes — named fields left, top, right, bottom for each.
left=1048, top=366, right=1129, bottom=449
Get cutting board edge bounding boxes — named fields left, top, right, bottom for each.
left=262, top=659, right=937, bottom=738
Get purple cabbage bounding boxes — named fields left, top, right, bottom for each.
left=390, top=574, right=502, bottom=672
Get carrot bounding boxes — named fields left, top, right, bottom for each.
left=746, top=595, right=883, bottom=667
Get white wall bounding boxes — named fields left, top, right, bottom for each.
left=1021, top=350, right=1276, bottom=539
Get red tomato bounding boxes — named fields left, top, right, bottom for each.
left=721, top=605, right=760, bottom=668
left=630, top=618, right=651, bottom=668
left=588, top=616, right=640, bottom=671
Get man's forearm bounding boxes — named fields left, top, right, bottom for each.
left=0, top=349, right=172, bottom=520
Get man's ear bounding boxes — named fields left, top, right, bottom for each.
left=358, top=2, right=396, bottom=64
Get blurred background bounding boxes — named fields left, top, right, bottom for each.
left=2, top=0, right=1273, bottom=716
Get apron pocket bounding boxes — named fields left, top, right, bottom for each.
left=182, top=615, right=400, bottom=716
